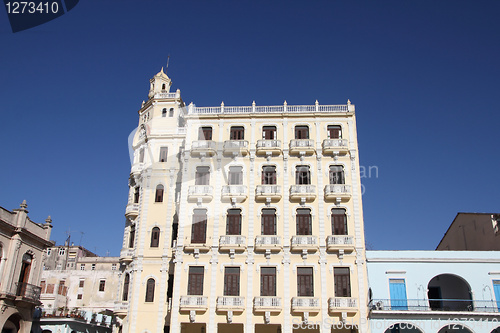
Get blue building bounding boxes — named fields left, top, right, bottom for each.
left=366, top=251, right=500, bottom=333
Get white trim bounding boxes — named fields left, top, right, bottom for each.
left=219, top=262, right=245, bottom=273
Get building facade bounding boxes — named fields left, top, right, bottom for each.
left=366, top=251, right=500, bottom=333
left=34, top=246, right=120, bottom=332
left=0, top=201, right=53, bottom=333
left=116, top=69, right=368, bottom=333
left=436, top=213, right=500, bottom=251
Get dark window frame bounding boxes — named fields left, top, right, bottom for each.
left=150, top=227, right=160, bottom=247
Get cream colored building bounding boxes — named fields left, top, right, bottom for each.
left=116, top=69, right=368, bottom=333
left=0, top=201, right=53, bottom=333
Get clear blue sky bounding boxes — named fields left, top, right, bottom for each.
left=1, top=1, right=499, bottom=256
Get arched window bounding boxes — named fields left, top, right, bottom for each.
left=122, top=274, right=129, bottom=301
left=169, top=108, right=174, bottom=117
left=17, top=253, right=32, bottom=296
left=145, top=278, right=155, bottom=302
left=162, top=84, right=166, bottom=90
left=155, top=185, right=164, bottom=203
left=162, top=108, right=167, bottom=117
left=150, top=227, right=160, bottom=247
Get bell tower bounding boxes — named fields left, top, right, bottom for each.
left=148, top=67, right=172, bottom=99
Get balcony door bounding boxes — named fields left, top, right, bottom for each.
left=331, top=209, right=347, bottom=235
left=389, top=279, right=408, bottom=310
left=191, top=209, right=207, bottom=244
left=195, top=166, right=210, bottom=185
left=262, top=126, right=276, bottom=140
left=329, top=165, right=345, bottom=184
left=260, top=267, right=276, bottom=296
left=17, top=254, right=32, bottom=296
left=334, top=267, right=351, bottom=297
left=296, top=209, right=312, bottom=235
left=262, top=166, right=276, bottom=185
left=327, top=125, right=341, bottom=139
left=226, top=209, right=242, bottom=235
left=188, top=266, right=204, bottom=296
left=297, top=267, right=313, bottom=297
left=230, top=126, right=244, bottom=140
left=295, top=126, right=309, bottom=139
left=199, top=127, right=212, bottom=140
left=224, top=267, right=240, bottom=296
left=262, top=209, right=277, bottom=235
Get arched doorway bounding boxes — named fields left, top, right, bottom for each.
left=2, top=313, right=21, bottom=333
left=383, top=322, right=424, bottom=333
left=428, top=274, right=472, bottom=311
left=437, top=324, right=474, bottom=333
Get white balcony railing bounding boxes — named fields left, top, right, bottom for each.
left=191, top=141, right=216, bottom=150
left=292, top=297, right=320, bottom=308
left=324, top=184, right=351, bottom=195
left=255, top=185, right=281, bottom=196
left=217, top=296, right=245, bottom=307
left=223, top=140, right=249, bottom=150
left=254, top=297, right=281, bottom=307
left=256, top=140, right=281, bottom=149
left=188, top=185, right=213, bottom=196
left=290, top=185, right=316, bottom=195
left=125, top=203, right=139, bottom=215
left=330, top=297, right=358, bottom=309
left=255, top=236, right=281, bottom=246
left=291, top=236, right=317, bottom=246
left=290, top=139, right=315, bottom=149
left=188, top=104, right=349, bottom=115
left=322, top=139, right=348, bottom=149
left=154, top=92, right=178, bottom=99
left=219, top=235, right=246, bottom=246
left=327, top=235, right=354, bottom=246
left=221, top=185, right=247, bottom=196
left=180, top=296, right=208, bottom=307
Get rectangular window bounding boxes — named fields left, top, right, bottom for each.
left=46, top=284, right=55, bottom=294
left=112, top=264, right=117, bottom=271
left=188, top=266, right=204, bottom=296
left=295, top=126, right=309, bottom=139
left=262, top=209, right=277, bottom=235
left=40, top=281, right=46, bottom=294
left=228, top=166, right=243, bottom=185
left=262, top=126, right=276, bottom=140
left=139, top=148, right=144, bottom=163
left=230, top=126, right=244, bottom=140
left=195, top=166, right=210, bottom=185
left=77, top=294, right=83, bottom=300
left=224, top=267, right=240, bottom=296
left=99, top=280, right=106, bottom=292
left=296, top=209, right=312, bottom=235
left=159, top=147, right=168, bottom=162
left=129, top=226, right=135, bottom=248
left=226, top=209, right=242, bottom=235
left=329, top=165, right=345, bottom=184
left=262, top=166, right=277, bottom=185
left=199, top=127, right=212, bottom=140
left=58, top=281, right=66, bottom=295
left=79, top=280, right=84, bottom=288
left=297, top=267, right=314, bottom=297
left=327, top=125, right=342, bottom=139
left=91, top=264, right=96, bottom=271
left=331, top=209, right=347, bottom=235
left=260, top=267, right=276, bottom=296
left=295, top=166, right=310, bottom=185
left=334, top=267, right=351, bottom=297
left=134, top=187, right=140, bottom=203
left=58, top=248, right=65, bottom=256
left=191, top=210, right=207, bottom=244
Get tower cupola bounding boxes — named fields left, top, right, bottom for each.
left=148, top=67, right=172, bottom=99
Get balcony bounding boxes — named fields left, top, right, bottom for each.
left=329, top=297, right=358, bottom=313
left=223, top=140, right=249, bottom=156
left=369, top=299, right=498, bottom=313
left=291, top=297, right=320, bottom=313
left=221, top=185, right=247, bottom=202
left=184, top=240, right=210, bottom=252
left=322, top=139, right=349, bottom=155
left=125, top=203, right=139, bottom=219
left=219, top=235, right=246, bottom=252
left=180, top=296, right=208, bottom=312
left=324, top=184, right=351, bottom=201
left=290, top=185, right=316, bottom=201
left=254, top=297, right=282, bottom=313
left=119, top=248, right=134, bottom=263
left=255, top=236, right=282, bottom=252
left=191, top=141, right=216, bottom=157
left=256, top=140, right=282, bottom=155
left=326, top=235, right=355, bottom=252
left=217, top=296, right=245, bottom=312
left=289, top=139, right=315, bottom=155
left=188, top=185, right=213, bottom=202
left=255, top=185, right=282, bottom=202
left=12, top=282, right=41, bottom=304
left=114, top=301, right=128, bottom=318
left=291, top=236, right=318, bottom=252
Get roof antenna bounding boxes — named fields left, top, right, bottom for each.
left=166, top=54, right=170, bottom=74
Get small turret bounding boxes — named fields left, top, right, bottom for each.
left=148, top=67, right=172, bottom=99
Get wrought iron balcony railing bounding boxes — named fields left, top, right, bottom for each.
left=369, top=299, right=497, bottom=313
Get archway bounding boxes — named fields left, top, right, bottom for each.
left=428, top=274, right=472, bottom=311
left=2, top=313, right=21, bottom=333
left=383, top=323, right=424, bottom=333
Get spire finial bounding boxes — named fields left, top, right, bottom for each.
left=45, top=216, right=52, bottom=225
left=20, top=200, right=27, bottom=209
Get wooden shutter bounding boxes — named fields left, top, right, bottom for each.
left=224, top=267, right=240, bottom=296
left=329, top=165, right=344, bottom=185
left=297, top=267, right=313, bottom=297
left=262, top=209, right=276, bottom=235
left=122, top=274, right=129, bottom=301
left=230, top=126, right=244, bottom=140
left=226, top=209, right=241, bottom=235
left=188, top=267, right=204, bottom=296
left=155, top=185, right=164, bottom=202
left=260, top=267, right=276, bottom=296
left=331, top=209, right=347, bottom=235
left=334, top=267, right=351, bottom=297
left=145, top=278, right=155, bottom=302
left=296, top=209, right=311, bottom=235
left=327, top=125, right=341, bottom=139
left=263, top=126, right=276, bottom=140
left=151, top=227, right=160, bottom=247
left=191, top=210, right=207, bottom=243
